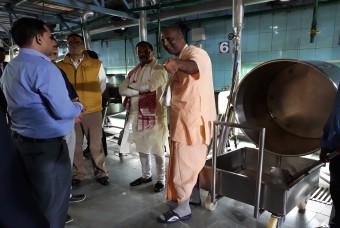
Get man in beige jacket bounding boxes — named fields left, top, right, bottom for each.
left=57, top=34, right=109, bottom=187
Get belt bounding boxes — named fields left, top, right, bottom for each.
left=12, top=132, right=63, bottom=143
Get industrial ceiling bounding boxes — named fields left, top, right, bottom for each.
left=0, top=0, right=337, bottom=50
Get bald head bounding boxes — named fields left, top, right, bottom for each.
left=161, top=26, right=186, bottom=56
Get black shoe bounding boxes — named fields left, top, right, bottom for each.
left=70, top=193, right=86, bottom=203
left=71, top=179, right=81, bottom=188
left=130, top=177, right=152, bottom=186
left=65, top=214, right=73, bottom=224
left=154, top=181, right=165, bottom=192
left=97, top=176, right=109, bottom=185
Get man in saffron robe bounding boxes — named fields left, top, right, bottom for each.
left=158, top=26, right=216, bottom=223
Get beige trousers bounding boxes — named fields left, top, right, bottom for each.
left=166, top=141, right=207, bottom=203
left=73, top=111, right=108, bottom=180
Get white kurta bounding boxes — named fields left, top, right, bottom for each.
left=119, top=59, right=169, bottom=156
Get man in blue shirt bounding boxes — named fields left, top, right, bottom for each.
left=0, top=105, right=49, bottom=228
left=1, top=17, right=84, bottom=228
left=320, top=85, right=340, bottom=228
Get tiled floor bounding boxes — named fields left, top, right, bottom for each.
left=66, top=118, right=332, bottom=228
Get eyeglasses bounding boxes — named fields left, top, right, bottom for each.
left=67, top=41, right=83, bottom=46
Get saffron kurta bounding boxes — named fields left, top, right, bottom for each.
left=167, top=45, right=217, bottom=202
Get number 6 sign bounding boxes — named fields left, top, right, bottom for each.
left=219, top=41, right=229, bottom=53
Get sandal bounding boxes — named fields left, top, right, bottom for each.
left=157, top=210, right=191, bottom=224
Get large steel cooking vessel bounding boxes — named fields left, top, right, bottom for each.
left=235, top=59, right=340, bottom=156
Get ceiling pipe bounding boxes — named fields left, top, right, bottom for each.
left=149, top=0, right=271, bottom=21
left=89, top=0, right=273, bottom=35
left=81, top=11, right=95, bottom=49
left=130, top=0, right=207, bottom=12
left=139, top=0, right=147, bottom=41
left=41, top=0, right=137, bottom=19
left=14, top=0, right=27, bottom=7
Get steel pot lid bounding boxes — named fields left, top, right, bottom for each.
left=234, top=59, right=340, bottom=156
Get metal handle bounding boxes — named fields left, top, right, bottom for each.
left=254, top=128, right=266, bottom=218
left=210, top=121, right=266, bottom=219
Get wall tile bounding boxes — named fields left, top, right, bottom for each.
left=224, top=70, right=232, bottom=87
left=214, top=21, right=228, bottom=39
left=315, top=48, right=333, bottom=61
left=242, top=52, right=259, bottom=63
left=273, top=11, right=287, bottom=31
left=259, top=33, right=272, bottom=51
left=245, top=15, right=260, bottom=35
left=286, top=10, right=302, bottom=30
left=336, top=4, right=340, bottom=26
left=205, top=39, right=217, bottom=54
left=259, top=14, right=273, bottom=33
left=299, top=49, right=316, bottom=60
left=258, top=51, right=272, bottom=62
left=246, top=33, right=259, bottom=52
left=332, top=46, right=340, bottom=59
left=286, top=29, right=301, bottom=50
left=241, top=35, right=248, bottom=52
left=316, top=26, right=335, bottom=48
left=213, top=70, right=226, bottom=89
left=211, top=53, right=232, bottom=71
left=301, top=8, right=313, bottom=29
left=318, top=5, right=336, bottom=27
left=272, top=30, right=286, bottom=51
left=204, top=22, right=215, bottom=40
left=282, top=50, right=298, bottom=59
left=333, top=26, right=340, bottom=46
left=226, top=20, right=233, bottom=35
left=271, top=50, right=283, bottom=59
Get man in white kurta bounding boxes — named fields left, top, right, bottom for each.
left=119, top=41, right=169, bottom=192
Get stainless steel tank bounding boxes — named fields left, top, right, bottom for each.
left=234, top=59, right=340, bottom=156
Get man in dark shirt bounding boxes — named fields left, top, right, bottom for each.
left=49, top=38, right=86, bottom=224
left=0, top=105, right=49, bottom=228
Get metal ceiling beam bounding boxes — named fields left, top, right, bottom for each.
left=129, top=0, right=206, bottom=12
left=0, top=25, right=10, bottom=35
left=42, top=0, right=138, bottom=19
left=89, top=0, right=273, bottom=35
left=90, top=19, right=139, bottom=35
left=120, top=0, right=132, bottom=9
left=150, top=0, right=273, bottom=21
left=13, top=0, right=28, bottom=7
left=0, top=7, right=78, bottom=25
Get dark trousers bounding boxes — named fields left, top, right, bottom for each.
left=330, top=154, right=340, bottom=228
left=14, top=139, right=71, bottom=228
left=0, top=106, right=49, bottom=228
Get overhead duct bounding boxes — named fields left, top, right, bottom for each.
left=81, top=11, right=95, bottom=49
left=139, top=0, right=147, bottom=41
left=89, top=0, right=273, bottom=35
